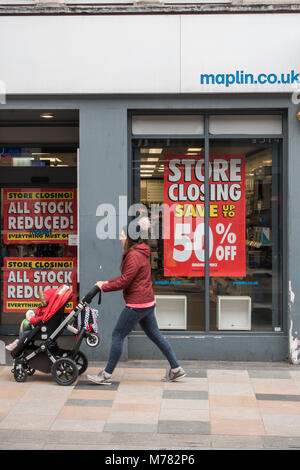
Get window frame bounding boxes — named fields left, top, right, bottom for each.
left=128, top=110, right=287, bottom=337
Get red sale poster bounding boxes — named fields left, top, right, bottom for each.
left=164, top=155, right=246, bottom=277
left=3, top=257, right=77, bottom=314
left=3, top=188, right=77, bottom=244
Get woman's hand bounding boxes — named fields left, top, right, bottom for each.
left=95, top=281, right=106, bottom=290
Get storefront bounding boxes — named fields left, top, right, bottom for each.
left=0, top=12, right=299, bottom=362
left=0, top=110, right=79, bottom=333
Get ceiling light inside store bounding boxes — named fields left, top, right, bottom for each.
left=146, top=157, right=159, bottom=162
left=31, top=153, right=50, bottom=156
left=40, top=113, right=55, bottom=119
left=149, top=149, right=163, bottom=154
left=40, top=157, right=62, bottom=162
left=141, top=165, right=156, bottom=169
left=187, top=148, right=203, bottom=152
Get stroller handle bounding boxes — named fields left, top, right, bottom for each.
left=82, top=285, right=101, bottom=304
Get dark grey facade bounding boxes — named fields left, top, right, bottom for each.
left=1, top=92, right=299, bottom=362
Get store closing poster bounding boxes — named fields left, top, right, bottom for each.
left=2, top=188, right=77, bottom=244
left=2, top=188, right=77, bottom=315
left=164, top=155, right=246, bottom=277
left=3, top=258, right=77, bottom=314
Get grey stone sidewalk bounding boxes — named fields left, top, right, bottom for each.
left=1, top=357, right=300, bottom=450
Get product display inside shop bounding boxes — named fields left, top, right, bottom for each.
left=0, top=153, right=78, bottom=328
left=132, top=138, right=282, bottom=332
left=0, top=147, right=77, bottom=167
left=0, top=187, right=78, bottom=326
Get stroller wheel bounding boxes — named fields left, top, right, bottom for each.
left=86, top=333, right=100, bottom=348
left=14, top=366, right=28, bottom=383
left=51, top=358, right=78, bottom=386
left=73, top=351, right=88, bottom=375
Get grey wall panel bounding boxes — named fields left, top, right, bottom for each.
left=79, top=101, right=129, bottom=360
left=128, top=334, right=289, bottom=362
left=287, top=104, right=300, bottom=363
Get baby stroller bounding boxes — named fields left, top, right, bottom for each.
left=10, top=284, right=101, bottom=386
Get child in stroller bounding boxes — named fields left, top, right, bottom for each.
left=10, top=284, right=101, bottom=386
left=6, top=288, right=56, bottom=351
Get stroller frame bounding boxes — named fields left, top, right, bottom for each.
left=11, top=286, right=101, bottom=386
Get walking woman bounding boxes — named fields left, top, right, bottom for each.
left=87, top=217, right=186, bottom=385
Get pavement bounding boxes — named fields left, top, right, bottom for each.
left=1, top=340, right=300, bottom=450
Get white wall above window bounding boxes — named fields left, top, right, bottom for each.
left=132, top=115, right=204, bottom=135
left=0, top=14, right=299, bottom=94
left=209, top=115, right=283, bottom=135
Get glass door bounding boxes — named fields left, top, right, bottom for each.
left=0, top=147, right=78, bottom=333
left=208, top=139, right=283, bottom=332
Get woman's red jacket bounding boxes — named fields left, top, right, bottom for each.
left=101, top=243, right=155, bottom=305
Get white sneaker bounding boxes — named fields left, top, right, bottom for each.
left=87, top=371, right=112, bottom=385
left=162, top=366, right=186, bottom=382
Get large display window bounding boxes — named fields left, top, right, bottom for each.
left=133, top=139, right=206, bottom=331
left=0, top=145, right=78, bottom=331
left=209, top=139, right=282, bottom=332
left=131, top=124, right=283, bottom=333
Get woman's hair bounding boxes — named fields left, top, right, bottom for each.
left=120, top=216, right=150, bottom=269
left=123, top=236, right=145, bottom=252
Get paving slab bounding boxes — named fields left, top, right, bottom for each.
left=211, top=435, right=264, bottom=449
left=263, top=436, right=300, bottom=449
left=104, top=423, right=158, bottom=433
left=256, top=393, right=300, bottom=402
left=248, top=370, right=291, bottom=379
left=65, top=398, right=114, bottom=407
left=162, top=390, right=208, bottom=400
left=74, top=380, right=120, bottom=391
left=158, top=420, right=210, bottom=435
left=51, top=419, right=106, bottom=433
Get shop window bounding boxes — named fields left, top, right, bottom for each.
left=132, top=133, right=283, bottom=333
left=0, top=110, right=79, bottom=332
left=133, top=138, right=206, bottom=331
left=209, top=139, right=282, bottom=332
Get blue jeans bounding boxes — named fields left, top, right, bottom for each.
left=105, top=305, right=180, bottom=375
